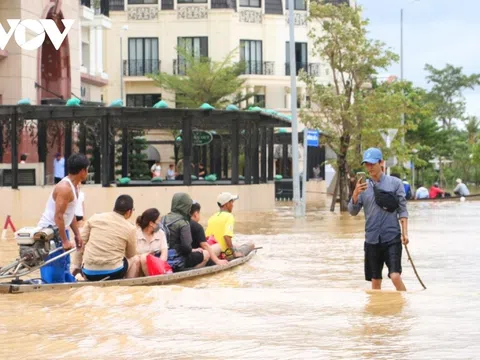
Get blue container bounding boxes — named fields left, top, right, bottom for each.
left=40, top=229, right=76, bottom=283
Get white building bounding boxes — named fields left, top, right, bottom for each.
left=103, top=0, right=353, bottom=111
left=79, top=0, right=112, bottom=103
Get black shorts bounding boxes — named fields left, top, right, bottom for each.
left=75, top=216, right=84, bottom=222
left=184, top=251, right=204, bottom=269
left=84, top=258, right=129, bottom=281
left=364, top=239, right=402, bottom=281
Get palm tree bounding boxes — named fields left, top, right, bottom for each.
left=466, top=116, right=480, bottom=144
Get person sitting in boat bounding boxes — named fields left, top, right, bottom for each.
left=136, top=208, right=169, bottom=276
left=71, top=195, right=141, bottom=281
left=37, top=153, right=89, bottom=283
left=429, top=182, right=446, bottom=199
left=453, top=178, right=470, bottom=197
left=163, top=193, right=210, bottom=271
left=415, top=184, right=429, bottom=200
left=190, top=201, right=228, bottom=266
left=205, top=192, right=255, bottom=260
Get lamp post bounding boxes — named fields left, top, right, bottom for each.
left=288, top=0, right=301, bottom=217
left=120, top=25, right=129, bottom=104
left=400, top=0, right=419, bottom=147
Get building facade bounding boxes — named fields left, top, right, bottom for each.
left=103, top=0, right=355, bottom=112
left=0, top=0, right=110, bottom=180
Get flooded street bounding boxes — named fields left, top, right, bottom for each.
left=0, top=199, right=479, bottom=359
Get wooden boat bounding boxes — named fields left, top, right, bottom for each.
left=408, top=193, right=480, bottom=203
left=0, top=251, right=256, bottom=294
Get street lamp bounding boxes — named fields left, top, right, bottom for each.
left=288, top=0, right=301, bottom=217
left=400, top=0, right=420, bottom=146
left=120, top=25, right=129, bottom=104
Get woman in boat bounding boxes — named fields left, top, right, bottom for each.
left=136, top=208, right=169, bottom=276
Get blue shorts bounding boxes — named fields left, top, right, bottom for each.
left=83, top=258, right=128, bottom=281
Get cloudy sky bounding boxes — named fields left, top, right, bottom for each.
left=357, top=0, right=480, bottom=118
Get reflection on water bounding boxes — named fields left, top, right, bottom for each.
left=0, top=199, right=479, bottom=359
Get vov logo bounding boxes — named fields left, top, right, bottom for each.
left=0, top=19, right=75, bottom=51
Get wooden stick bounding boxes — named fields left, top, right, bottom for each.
left=404, top=244, right=427, bottom=290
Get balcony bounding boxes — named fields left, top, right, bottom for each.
left=82, top=0, right=111, bottom=16
left=173, top=58, right=209, bottom=75
left=241, top=61, right=275, bottom=75
left=123, top=59, right=161, bottom=76
left=285, top=62, right=320, bottom=76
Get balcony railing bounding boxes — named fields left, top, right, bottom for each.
left=123, top=59, right=161, bottom=76
left=285, top=62, right=308, bottom=76
left=162, top=0, right=174, bottom=9
left=109, top=0, right=125, bottom=11
left=240, top=61, right=275, bottom=75
left=211, top=0, right=236, bottom=8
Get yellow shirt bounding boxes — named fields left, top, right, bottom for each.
left=205, top=211, right=235, bottom=252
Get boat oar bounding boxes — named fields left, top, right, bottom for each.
left=404, top=244, right=426, bottom=290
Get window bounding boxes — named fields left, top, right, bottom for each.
left=285, top=42, right=308, bottom=76
left=178, top=0, right=206, bottom=3
left=240, top=40, right=263, bottom=75
left=128, top=38, right=159, bottom=76
left=81, top=42, right=89, bottom=69
left=177, top=37, right=208, bottom=75
left=128, top=0, right=158, bottom=4
left=240, top=0, right=260, bottom=7
left=253, top=94, right=265, bottom=107
left=286, top=0, right=306, bottom=10
left=126, top=94, right=162, bottom=107
left=109, top=0, right=125, bottom=10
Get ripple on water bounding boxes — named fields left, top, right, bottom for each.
left=0, top=201, right=479, bottom=359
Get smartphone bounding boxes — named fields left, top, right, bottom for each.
left=356, top=172, right=367, bottom=184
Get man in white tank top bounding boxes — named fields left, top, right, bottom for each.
left=38, top=153, right=90, bottom=250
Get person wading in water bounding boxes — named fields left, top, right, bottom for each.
left=348, top=148, right=409, bottom=291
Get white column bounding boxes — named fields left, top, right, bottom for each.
left=285, top=87, right=291, bottom=109
left=248, top=86, right=255, bottom=106
left=96, top=26, right=104, bottom=75
left=89, top=26, right=96, bottom=75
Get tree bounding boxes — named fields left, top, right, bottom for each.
left=465, top=116, right=480, bottom=145
left=148, top=48, right=252, bottom=108
left=115, top=131, right=150, bottom=180
left=301, top=2, right=412, bottom=211
left=425, top=64, right=480, bottom=130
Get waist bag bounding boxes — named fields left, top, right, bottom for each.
left=370, top=180, right=400, bottom=213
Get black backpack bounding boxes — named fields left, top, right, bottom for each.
left=369, top=180, right=400, bottom=213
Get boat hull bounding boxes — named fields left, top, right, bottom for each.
left=0, top=251, right=256, bottom=294
left=408, top=194, right=480, bottom=202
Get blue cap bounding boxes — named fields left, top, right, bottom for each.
left=362, top=148, right=383, bottom=164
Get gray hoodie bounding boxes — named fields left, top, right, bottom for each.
left=162, top=193, right=193, bottom=256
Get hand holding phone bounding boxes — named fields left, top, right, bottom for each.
left=353, top=172, right=368, bottom=202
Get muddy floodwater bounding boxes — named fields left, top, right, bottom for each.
left=0, top=199, right=479, bottom=359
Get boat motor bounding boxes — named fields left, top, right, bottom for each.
left=15, top=227, right=57, bottom=267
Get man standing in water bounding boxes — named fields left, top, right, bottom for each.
left=348, top=148, right=409, bottom=291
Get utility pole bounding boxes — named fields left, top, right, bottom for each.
left=400, top=8, right=405, bottom=147
left=288, top=0, right=302, bottom=217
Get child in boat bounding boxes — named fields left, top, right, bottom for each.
left=189, top=201, right=228, bottom=266
left=136, top=208, right=170, bottom=276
